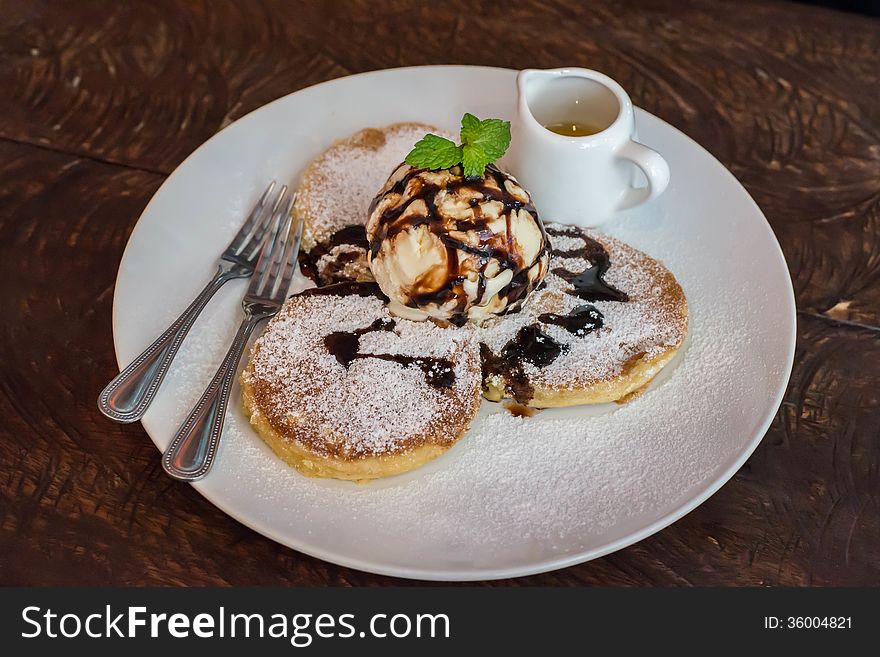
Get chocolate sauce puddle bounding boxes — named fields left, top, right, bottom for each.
left=299, top=225, right=370, bottom=285
left=299, top=280, right=388, bottom=300
left=552, top=265, right=628, bottom=302
left=324, top=316, right=455, bottom=388
left=480, top=324, right=567, bottom=404
left=324, top=318, right=395, bottom=367
left=538, top=304, right=604, bottom=336
left=546, top=225, right=628, bottom=303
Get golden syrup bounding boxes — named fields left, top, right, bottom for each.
left=543, top=121, right=604, bottom=136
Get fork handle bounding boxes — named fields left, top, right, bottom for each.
left=161, top=313, right=261, bottom=481
left=98, top=263, right=244, bottom=423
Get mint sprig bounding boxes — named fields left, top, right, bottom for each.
left=405, top=134, right=462, bottom=170
left=405, top=113, right=511, bottom=178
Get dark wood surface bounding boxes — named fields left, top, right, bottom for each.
left=1, top=0, right=878, bottom=586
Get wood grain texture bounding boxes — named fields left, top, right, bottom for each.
left=1, top=0, right=349, bottom=174
left=1, top=0, right=878, bottom=586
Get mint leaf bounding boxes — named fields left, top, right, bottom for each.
left=461, top=116, right=511, bottom=162
left=459, top=114, right=511, bottom=177
left=461, top=143, right=488, bottom=178
left=405, top=134, right=462, bottom=170
left=459, top=112, right=482, bottom=144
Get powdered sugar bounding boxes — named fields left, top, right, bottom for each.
left=544, top=232, right=585, bottom=254
left=200, top=254, right=762, bottom=563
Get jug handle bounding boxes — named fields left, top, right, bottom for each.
left=616, top=140, right=670, bottom=210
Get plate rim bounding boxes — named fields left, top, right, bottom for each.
left=111, top=65, right=797, bottom=581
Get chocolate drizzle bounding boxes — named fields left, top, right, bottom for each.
left=299, top=225, right=370, bottom=286
left=299, top=280, right=388, bottom=300
left=364, top=354, right=456, bottom=388
left=324, top=317, right=395, bottom=367
left=324, top=316, right=455, bottom=388
left=546, top=225, right=628, bottom=303
left=368, top=164, right=550, bottom=322
left=538, top=304, right=604, bottom=336
left=480, top=325, right=567, bottom=404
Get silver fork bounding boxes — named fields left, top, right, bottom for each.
left=162, top=194, right=303, bottom=481
left=98, top=182, right=285, bottom=423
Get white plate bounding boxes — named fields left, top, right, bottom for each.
left=113, top=66, right=795, bottom=581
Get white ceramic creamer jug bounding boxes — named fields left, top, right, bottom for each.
left=505, top=67, right=669, bottom=227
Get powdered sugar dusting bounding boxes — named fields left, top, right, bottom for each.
left=544, top=233, right=584, bottom=254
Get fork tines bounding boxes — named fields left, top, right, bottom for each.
left=246, top=189, right=302, bottom=304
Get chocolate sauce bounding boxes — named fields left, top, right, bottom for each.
left=504, top=324, right=566, bottom=367
left=299, top=281, right=388, bottom=300
left=324, top=318, right=395, bottom=367
left=480, top=324, right=567, bottom=404
left=440, top=234, right=496, bottom=260
left=323, top=316, right=455, bottom=388
left=300, top=225, right=370, bottom=286
left=538, top=304, right=604, bottom=336
left=475, top=271, right=487, bottom=305
left=546, top=226, right=628, bottom=302
left=362, top=354, right=455, bottom=388
left=368, top=164, right=550, bottom=323
left=297, top=251, right=319, bottom=284
left=314, top=224, right=369, bottom=254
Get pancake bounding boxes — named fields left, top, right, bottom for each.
left=293, top=122, right=447, bottom=286
left=475, top=223, right=688, bottom=407
left=241, top=282, right=482, bottom=482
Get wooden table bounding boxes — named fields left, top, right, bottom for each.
left=2, top=0, right=878, bottom=586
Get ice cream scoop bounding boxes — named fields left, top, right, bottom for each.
left=366, top=163, right=550, bottom=325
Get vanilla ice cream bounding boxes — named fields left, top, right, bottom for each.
left=366, top=163, right=550, bottom=325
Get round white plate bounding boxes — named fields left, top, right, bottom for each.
left=113, top=66, right=795, bottom=581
